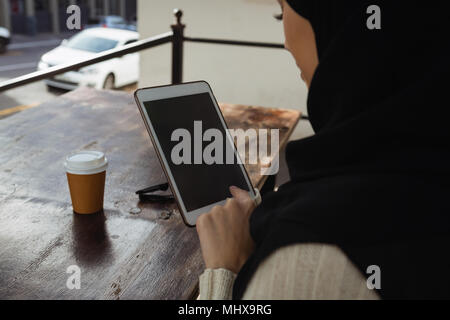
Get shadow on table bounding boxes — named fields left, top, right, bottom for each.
left=71, top=210, right=113, bottom=266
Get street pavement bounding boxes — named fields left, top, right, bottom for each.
left=0, top=32, right=138, bottom=120
left=0, top=33, right=71, bottom=119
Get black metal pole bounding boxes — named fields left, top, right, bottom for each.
left=171, top=9, right=185, bottom=84
left=184, top=37, right=284, bottom=49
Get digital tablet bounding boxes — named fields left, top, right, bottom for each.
left=134, top=81, right=258, bottom=226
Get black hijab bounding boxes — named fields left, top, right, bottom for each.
left=233, top=1, right=450, bottom=299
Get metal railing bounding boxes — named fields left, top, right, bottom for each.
left=0, top=32, right=173, bottom=92
left=0, top=9, right=286, bottom=93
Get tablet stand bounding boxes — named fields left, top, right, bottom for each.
left=136, top=184, right=261, bottom=205
left=136, top=183, right=174, bottom=202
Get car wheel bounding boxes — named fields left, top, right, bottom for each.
left=103, top=74, right=115, bottom=90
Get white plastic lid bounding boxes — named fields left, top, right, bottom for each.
left=64, top=151, right=108, bottom=175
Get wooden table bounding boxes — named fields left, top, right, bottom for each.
left=0, top=87, right=300, bottom=299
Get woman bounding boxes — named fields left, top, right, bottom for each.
left=197, top=0, right=450, bottom=299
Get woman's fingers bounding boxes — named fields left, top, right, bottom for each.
left=196, top=189, right=256, bottom=273
left=229, top=186, right=255, bottom=215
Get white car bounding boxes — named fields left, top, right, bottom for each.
left=38, top=28, right=139, bottom=90
left=0, top=26, right=10, bottom=54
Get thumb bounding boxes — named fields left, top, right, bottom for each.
left=229, top=186, right=255, bottom=214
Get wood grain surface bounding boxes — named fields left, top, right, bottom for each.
left=0, top=87, right=300, bottom=300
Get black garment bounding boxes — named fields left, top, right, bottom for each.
left=233, top=1, right=450, bottom=299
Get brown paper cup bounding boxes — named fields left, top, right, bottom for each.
left=65, top=151, right=108, bottom=215
left=67, top=171, right=106, bottom=214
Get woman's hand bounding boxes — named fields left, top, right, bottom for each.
left=196, top=186, right=256, bottom=274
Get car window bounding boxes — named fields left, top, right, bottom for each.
left=66, top=34, right=118, bottom=53
left=106, top=16, right=125, bottom=24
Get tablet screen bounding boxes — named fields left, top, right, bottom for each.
left=143, top=93, right=250, bottom=211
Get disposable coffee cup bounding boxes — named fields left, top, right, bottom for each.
left=65, top=151, right=108, bottom=214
